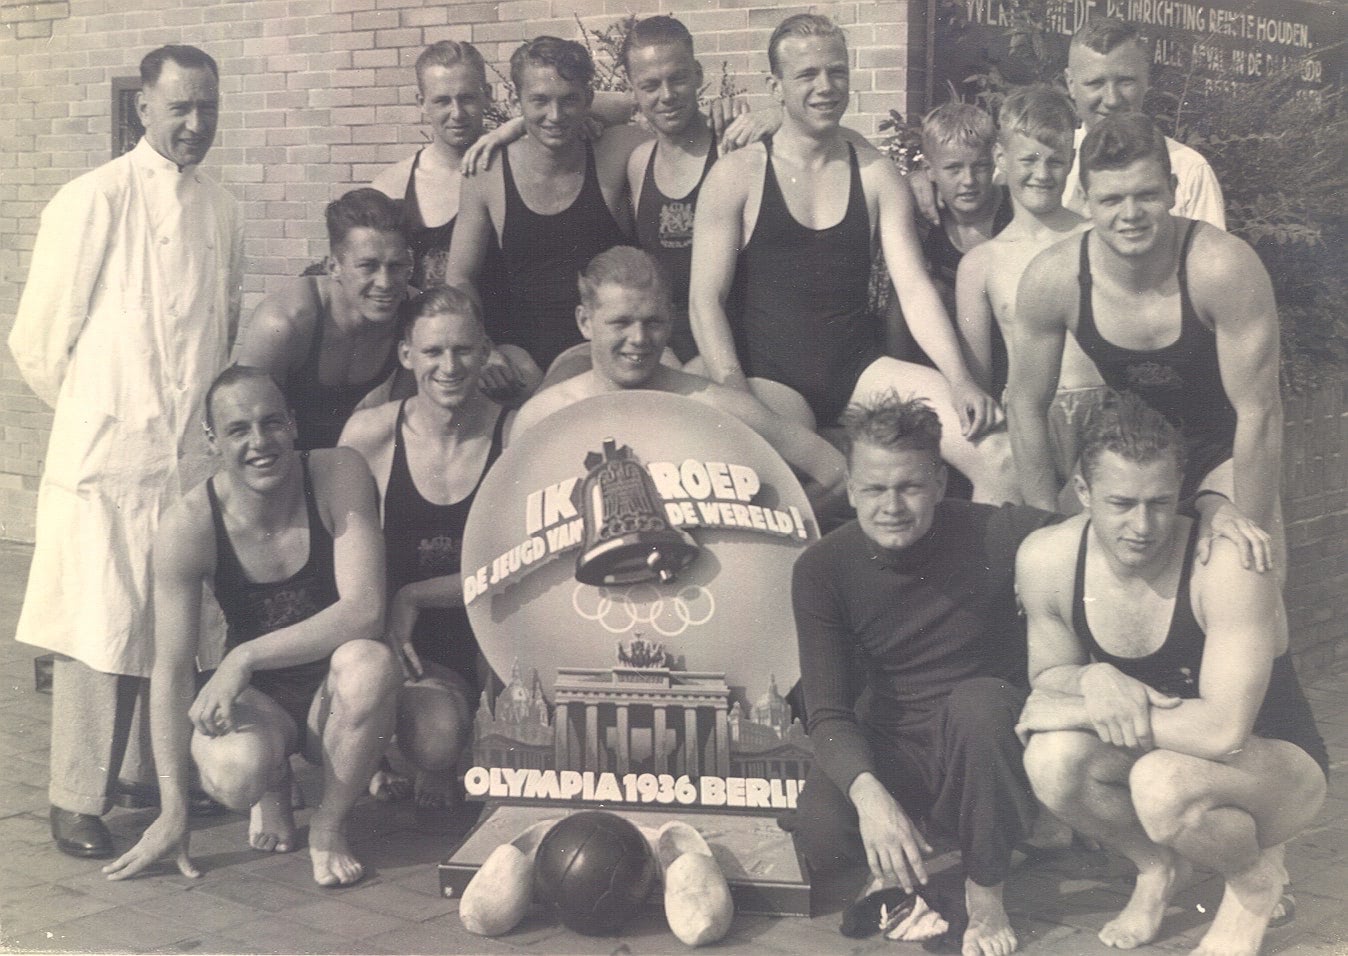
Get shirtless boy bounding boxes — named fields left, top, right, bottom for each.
left=918, top=102, right=1011, bottom=322
left=956, top=85, right=1097, bottom=488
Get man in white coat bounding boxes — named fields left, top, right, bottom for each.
left=8, top=44, right=243, bottom=859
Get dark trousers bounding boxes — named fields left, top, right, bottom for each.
left=791, top=677, right=1033, bottom=887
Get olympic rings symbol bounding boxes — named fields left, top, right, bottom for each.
left=571, top=583, right=716, bottom=637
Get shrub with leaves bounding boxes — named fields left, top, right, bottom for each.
left=487, top=13, right=744, bottom=122
left=929, top=6, right=1346, bottom=391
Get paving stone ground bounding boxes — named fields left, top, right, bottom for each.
left=1, top=538, right=1346, bottom=955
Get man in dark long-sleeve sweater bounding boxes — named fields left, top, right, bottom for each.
left=790, top=392, right=1052, bottom=956
left=789, top=390, right=1269, bottom=956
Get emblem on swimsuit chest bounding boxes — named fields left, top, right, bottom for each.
left=257, top=587, right=323, bottom=631
left=658, top=201, right=694, bottom=248
left=417, top=533, right=461, bottom=575
left=1125, top=361, right=1184, bottom=391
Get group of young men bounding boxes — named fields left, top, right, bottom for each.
left=7, top=9, right=1324, bottom=956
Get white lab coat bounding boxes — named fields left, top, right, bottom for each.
left=8, top=138, right=243, bottom=677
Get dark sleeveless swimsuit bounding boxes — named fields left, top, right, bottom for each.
left=499, top=142, right=630, bottom=371
left=635, top=142, right=717, bottom=363
left=920, top=187, right=1013, bottom=390
left=402, top=149, right=511, bottom=341
left=383, top=401, right=506, bottom=687
left=208, top=454, right=338, bottom=746
left=402, top=149, right=457, bottom=291
left=728, top=137, right=882, bottom=425
left=1073, top=521, right=1328, bottom=777
left=283, top=312, right=401, bottom=451
left=1074, top=220, right=1238, bottom=499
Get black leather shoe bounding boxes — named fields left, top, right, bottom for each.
left=50, top=807, right=113, bottom=859
left=113, top=780, right=226, bottom=817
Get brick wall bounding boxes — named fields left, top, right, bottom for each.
left=0, top=0, right=926, bottom=541
left=2, top=1, right=1345, bottom=671
left=1285, top=381, right=1348, bottom=677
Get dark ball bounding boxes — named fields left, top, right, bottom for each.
left=533, top=810, right=657, bottom=935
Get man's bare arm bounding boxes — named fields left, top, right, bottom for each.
left=103, top=500, right=214, bottom=879
left=953, top=243, right=997, bottom=393
left=871, top=158, right=997, bottom=437
left=232, top=288, right=310, bottom=381
left=1007, top=246, right=1072, bottom=510
left=1147, top=540, right=1279, bottom=759
left=705, top=384, right=848, bottom=515
left=444, top=170, right=496, bottom=316
left=1019, top=523, right=1094, bottom=692
left=688, top=155, right=754, bottom=392
left=1203, top=234, right=1283, bottom=529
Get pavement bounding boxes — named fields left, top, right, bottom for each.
left=1, top=536, right=1347, bottom=955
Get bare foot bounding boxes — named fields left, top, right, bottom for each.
left=248, top=784, right=297, bottom=853
left=1191, top=845, right=1286, bottom=956
left=368, top=762, right=411, bottom=803
left=309, top=822, right=365, bottom=887
left=963, top=880, right=1017, bottom=956
left=413, top=769, right=456, bottom=810
left=1099, top=852, right=1191, bottom=949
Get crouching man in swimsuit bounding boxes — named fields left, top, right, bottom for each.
left=340, top=287, right=507, bottom=808
left=1017, top=391, right=1326, bottom=955
left=104, top=366, right=400, bottom=887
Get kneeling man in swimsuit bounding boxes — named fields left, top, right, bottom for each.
left=105, top=366, right=399, bottom=887
left=1017, top=390, right=1326, bottom=955
left=341, top=287, right=507, bottom=808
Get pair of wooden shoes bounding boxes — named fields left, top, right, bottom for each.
left=458, top=819, right=734, bottom=947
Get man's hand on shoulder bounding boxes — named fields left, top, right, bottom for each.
left=1194, top=493, right=1272, bottom=573
left=1080, top=662, right=1180, bottom=751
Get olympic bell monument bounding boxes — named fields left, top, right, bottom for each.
left=440, top=392, right=818, bottom=914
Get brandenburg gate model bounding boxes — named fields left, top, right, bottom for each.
left=552, top=666, right=732, bottom=777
